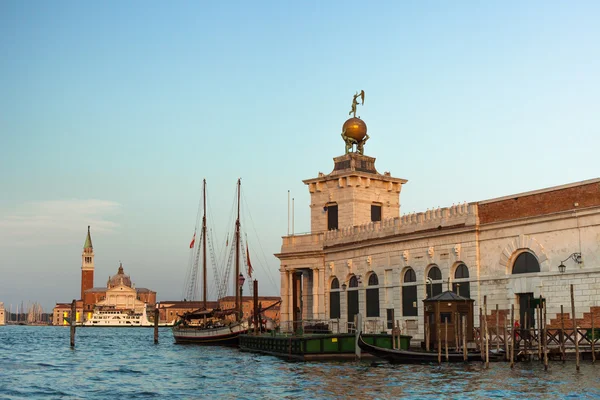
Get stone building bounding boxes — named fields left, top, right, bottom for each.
left=0, top=302, right=5, bottom=325
left=52, top=227, right=156, bottom=325
left=159, top=297, right=281, bottom=325
left=276, top=110, right=600, bottom=339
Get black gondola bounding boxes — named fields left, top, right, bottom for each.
left=358, top=332, right=502, bottom=364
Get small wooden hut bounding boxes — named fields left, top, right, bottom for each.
left=423, top=291, right=474, bottom=350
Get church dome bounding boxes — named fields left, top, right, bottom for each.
left=107, top=263, right=132, bottom=288
left=342, top=117, right=367, bottom=141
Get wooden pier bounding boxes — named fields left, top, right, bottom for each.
left=239, top=332, right=411, bottom=361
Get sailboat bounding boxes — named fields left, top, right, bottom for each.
left=172, top=179, right=250, bottom=345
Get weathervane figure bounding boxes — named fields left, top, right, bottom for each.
left=342, top=90, right=369, bottom=154
left=349, top=90, right=365, bottom=118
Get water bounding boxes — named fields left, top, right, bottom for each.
left=1, top=326, right=599, bottom=399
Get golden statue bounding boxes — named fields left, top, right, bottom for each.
left=342, top=90, right=368, bottom=154
left=349, top=90, right=365, bottom=118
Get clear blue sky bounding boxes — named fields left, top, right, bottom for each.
left=1, top=1, right=599, bottom=312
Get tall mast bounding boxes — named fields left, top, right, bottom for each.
left=202, top=179, right=207, bottom=309
left=234, top=178, right=241, bottom=321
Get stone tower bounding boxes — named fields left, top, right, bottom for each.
left=80, top=225, right=94, bottom=300
left=303, top=117, right=407, bottom=233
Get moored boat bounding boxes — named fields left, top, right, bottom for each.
left=357, top=332, right=502, bottom=364
left=82, top=306, right=153, bottom=327
left=172, top=179, right=251, bottom=345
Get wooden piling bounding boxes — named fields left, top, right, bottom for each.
left=510, top=304, right=515, bottom=368
left=154, top=304, right=159, bottom=344
left=571, top=284, right=579, bottom=371
left=503, top=318, right=508, bottom=361
left=495, top=304, right=500, bottom=353
left=438, top=325, right=442, bottom=365
left=543, top=298, right=548, bottom=370
left=591, top=308, right=596, bottom=364
left=560, top=305, right=566, bottom=363
left=479, top=307, right=484, bottom=358
left=253, top=279, right=259, bottom=334
left=70, top=299, right=76, bottom=348
left=533, top=306, right=544, bottom=362
left=524, top=311, right=529, bottom=361
left=454, top=312, right=459, bottom=351
left=484, top=296, right=489, bottom=368
left=426, top=318, right=430, bottom=352
left=462, top=315, right=467, bottom=362
left=445, top=319, right=449, bottom=362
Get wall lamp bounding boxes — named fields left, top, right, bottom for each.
left=341, top=274, right=362, bottom=291
left=558, top=252, right=582, bottom=273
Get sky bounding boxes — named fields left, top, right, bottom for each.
left=1, top=1, right=599, bottom=313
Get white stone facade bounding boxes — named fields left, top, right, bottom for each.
left=276, top=151, right=600, bottom=340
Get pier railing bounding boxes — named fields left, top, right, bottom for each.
left=278, top=319, right=389, bottom=335
left=473, top=326, right=599, bottom=360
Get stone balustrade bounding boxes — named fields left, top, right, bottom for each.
left=324, top=203, right=477, bottom=245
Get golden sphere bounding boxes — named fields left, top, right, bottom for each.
left=342, top=118, right=367, bottom=141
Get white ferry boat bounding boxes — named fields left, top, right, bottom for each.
left=82, top=307, right=154, bottom=327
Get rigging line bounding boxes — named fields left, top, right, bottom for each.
left=240, top=186, right=277, bottom=289
left=182, top=182, right=205, bottom=300
left=181, top=243, right=195, bottom=300
left=215, top=185, right=238, bottom=299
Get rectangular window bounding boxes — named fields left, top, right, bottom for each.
left=329, top=292, right=340, bottom=319
left=366, top=288, right=380, bottom=317
left=327, top=205, right=338, bottom=230
left=402, top=286, right=418, bottom=316
left=371, top=204, right=382, bottom=222
left=386, top=308, right=394, bottom=329
left=440, top=312, right=452, bottom=323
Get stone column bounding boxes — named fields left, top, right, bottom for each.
left=288, top=270, right=294, bottom=326
left=302, top=271, right=311, bottom=320
left=280, top=269, right=288, bottom=325
left=312, top=268, right=319, bottom=320
left=319, top=266, right=326, bottom=320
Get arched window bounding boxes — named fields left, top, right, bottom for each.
left=402, top=268, right=418, bottom=316
left=426, top=266, right=442, bottom=298
left=330, top=278, right=340, bottom=319
left=512, top=252, right=540, bottom=274
left=349, top=276, right=358, bottom=288
left=366, top=273, right=380, bottom=317
left=452, top=263, right=471, bottom=299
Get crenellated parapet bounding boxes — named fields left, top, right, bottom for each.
left=324, top=203, right=478, bottom=245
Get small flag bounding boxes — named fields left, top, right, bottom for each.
left=189, top=232, right=196, bottom=249
left=246, top=245, right=253, bottom=277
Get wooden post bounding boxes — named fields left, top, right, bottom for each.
left=496, top=304, right=500, bottom=353
left=534, top=306, right=544, bottom=362
left=510, top=304, right=515, bottom=368
left=438, top=325, right=442, bottom=365
left=524, top=311, right=529, bottom=361
left=592, top=313, right=596, bottom=364
left=462, top=315, right=467, bottom=362
left=153, top=304, right=159, bottom=344
left=70, top=299, right=76, bottom=348
left=445, top=319, right=449, bottom=362
left=571, top=284, right=579, bottom=371
left=425, top=315, right=431, bottom=351
left=543, top=298, right=548, bottom=370
left=479, top=307, right=483, bottom=358
left=454, top=312, right=459, bottom=351
left=253, top=279, right=259, bottom=335
left=484, top=296, right=489, bottom=368
left=503, top=318, right=508, bottom=361
left=560, top=305, right=566, bottom=363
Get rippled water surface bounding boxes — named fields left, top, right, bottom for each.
left=1, top=326, right=600, bottom=399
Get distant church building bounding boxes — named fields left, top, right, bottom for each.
left=276, top=93, right=600, bottom=339
left=52, top=226, right=156, bottom=325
